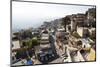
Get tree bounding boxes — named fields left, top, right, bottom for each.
left=15, top=49, right=28, bottom=59
left=62, top=16, right=71, bottom=32
left=31, top=38, right=40, bottom=46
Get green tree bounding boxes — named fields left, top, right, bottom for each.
left=31, top=38, right=40, bottom=46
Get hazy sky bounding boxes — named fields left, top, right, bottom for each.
left=12, top=1, right=94, bottom=31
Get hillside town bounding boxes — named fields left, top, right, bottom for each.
left=12, top=7, right=96, bottom=66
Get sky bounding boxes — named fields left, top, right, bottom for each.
left=12, top=1, right=95, bottom=31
